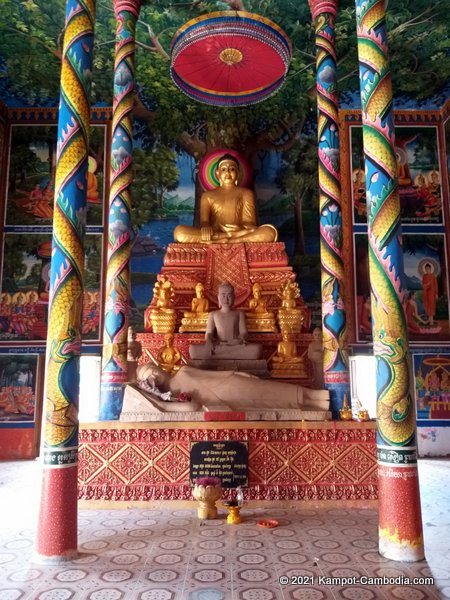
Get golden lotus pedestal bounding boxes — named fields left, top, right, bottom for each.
left=192, top=484, right=222, bottom=519
left=271, top=361, right=308, bottom=379
left=245, top=315, right=277, bottom=333
left=145, top=308, right=177, bottom=334
left=179, top=315, right=208, bottom=333
left=277, top=308, right=305, bottom=333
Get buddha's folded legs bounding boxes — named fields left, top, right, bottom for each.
left=173, top=224, right=278, bottom=243
left=190, top=342, right=263, bottom=360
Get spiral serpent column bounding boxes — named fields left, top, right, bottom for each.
left=35, top=0, right=95, bottom=560
left=99, top=0, right=142, bottom=420
left=355, top=0, right=424, bottom=560
left=308, top=0, right=349, bottom=418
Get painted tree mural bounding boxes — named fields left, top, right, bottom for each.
left=0, top=0, right=448, bottom=247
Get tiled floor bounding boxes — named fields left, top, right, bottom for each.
left=0, top=458, right=449, bottom=599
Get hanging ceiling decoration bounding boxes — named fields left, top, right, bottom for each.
left=170, top=11, right=292, bottom=107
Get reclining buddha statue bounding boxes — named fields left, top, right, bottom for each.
left=173, top=154, right=277, bottom=244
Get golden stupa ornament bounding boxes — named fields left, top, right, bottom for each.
left=339, top=393, right=353, bottom=421
left=357, top=399, right=370, bottom=421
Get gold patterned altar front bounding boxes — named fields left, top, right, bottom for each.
left=78, top=421, right=377, bottom=507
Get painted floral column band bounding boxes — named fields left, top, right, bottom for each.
left=100, top=0, right=142, bottom=420
left=36, top=0, right=96, bottom=559
left=308, top=0, right=349, bottom=417
left=355, top=0, right=424, bottom=561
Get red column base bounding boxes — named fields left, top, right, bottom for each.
left=35, top=465, right=78, bottom=561
left=378, top=464, right=425, bottom=561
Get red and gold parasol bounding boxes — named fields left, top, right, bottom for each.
left=170, top=11, right=292, bottom=107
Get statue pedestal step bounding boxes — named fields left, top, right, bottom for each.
left=188, top=358, right=270, bottom=378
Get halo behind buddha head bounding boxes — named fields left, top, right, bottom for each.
left=199, top=149, right=251, bottom=190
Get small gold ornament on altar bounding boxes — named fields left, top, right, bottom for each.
left=245, top=282, right=277, bottom=333
left=192, top=476, right=222, bottom=519
left=357, top=399, right=370, bottom=421
left=147, top=275, right=177, bottom=333
left=270, top=328, right=307, bottom=378
left=339, top=393, right=353, bottom=421
left=156, top=333, right=183, bottom=373
left=179, top=282, right=209, bottom=332
left=277, top=280, right=304, bottom=333
left=223, top=500, right=242, bottom=524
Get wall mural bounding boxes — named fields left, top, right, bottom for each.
left=5, top=124, right=105, bottom=227
left=0, top=233, right=102, bottom=342
left=0, top=354, right=38, bottom=422
left=0, top=122, right=105, bottom=343
left=414, top=354, right=450, bottom=420
left=351, top=125, right=443, bottom=225
left=355, top=233, right=449, bottom=343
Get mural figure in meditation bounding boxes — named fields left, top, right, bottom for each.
left=173, top=154, right=277, bottom=243
left=189, top=281, right=262, bottom=360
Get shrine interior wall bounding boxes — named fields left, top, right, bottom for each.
left=0, top=104, right=449, bottom=457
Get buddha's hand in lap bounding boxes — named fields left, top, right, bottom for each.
left=201, top=226, right=214, bottom=242
left=220, top=339, right=246, bottom=346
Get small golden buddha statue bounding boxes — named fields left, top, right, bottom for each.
left=277, top=280, right=304, bottom=333
left=179, top=282, right=210, bottom=332
left=270, top=328, right=307, bottom=379
left=145, top=275, right=177, bottom=333
left=173, top=154, right=277, bottom=244
left=339, top=394, right=353, bottom=421
left=156, top=333, right=183, bottom=373
left=245, top=283, right=277, bottom=333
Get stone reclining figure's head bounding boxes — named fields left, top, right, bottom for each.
left=173, top=153, right=277, bottom=244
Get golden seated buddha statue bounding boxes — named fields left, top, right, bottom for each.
left=156, top=333, right=183, bottom=373
left=245, top=283, right=277, bottom=333
left=173, top=154, right=277, bottom=244
left=179, top=282, right=209, bottom=332
left=270, top=329, right=308, bottom=378
left=145, top=275, right=177, bottom=333
left=277, top=280, right=305, bottom=333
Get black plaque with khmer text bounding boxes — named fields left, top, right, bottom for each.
left=190, top=441, right=248, bottom=488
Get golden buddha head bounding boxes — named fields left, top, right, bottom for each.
left=195, top=282, right=205, bottom=297
left=216, top=154, right=239, bottom=187
left=252, top=283, right=262, bottom=299
left=164, top=332, right=174, bottom=346
left=281, top=328, right=293, bottom=342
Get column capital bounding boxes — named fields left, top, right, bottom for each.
left=114, top=0, right=143, bottom=18
left=308, top=0, right=338, bottom=20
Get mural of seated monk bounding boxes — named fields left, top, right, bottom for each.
left=189, top=281, right=262, bottom=360
left=129, top=363, right=330, bottom=413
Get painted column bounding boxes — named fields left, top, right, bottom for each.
left=99, top=0, right=142, bottom=420
left=35, top=0, right=96, bottom=561
left=308, top=0, right=349, bottom=417
left=355, top=0, right=424, bottom=560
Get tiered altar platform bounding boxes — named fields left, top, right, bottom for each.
left=78, top=421, right=377, bottom=506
